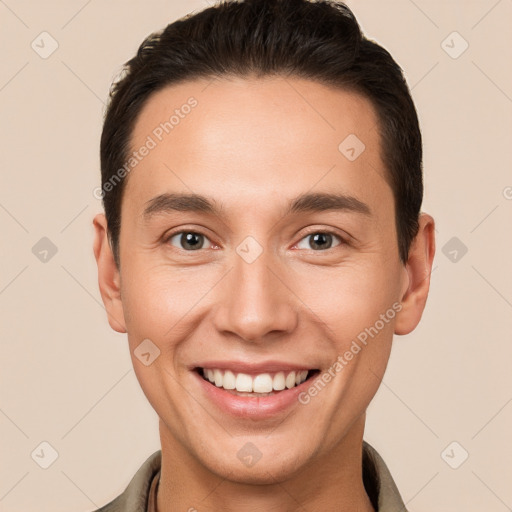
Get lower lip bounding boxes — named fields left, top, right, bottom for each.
left=193, top=370, right=318, bottom=419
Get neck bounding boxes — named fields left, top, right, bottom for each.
left=156, top=416, right=375, bottom=512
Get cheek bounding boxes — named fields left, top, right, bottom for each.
left=295, top=261, right=401, bottom=340
left=120, top=265, right=197, bottom=416
left=120, top=260, right=225, bottom=361
left=120, top=263, right=193, bottom=343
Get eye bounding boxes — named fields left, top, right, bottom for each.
left=167, top=231, right=212, bottom=251
left=295, top=231, right=344, bottom=251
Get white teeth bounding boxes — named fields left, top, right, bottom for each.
left=273, top=372, right=286, bottom=391
left=201, top=368, right=310, bottom=393
left=235, top=373, right=253, bottom=392
left=223, top=370, right=236, bottom=390
left=253, top=373, right=273, bottom=393
left=285, top=372, right=296, bottom=389
left=214, top=369, right=223, bottom=387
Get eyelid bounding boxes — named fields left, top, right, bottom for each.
left=163, top=226, right=351, bottom=251
left=164, top=227, right=217, bottom=250
left=292, top=227, right=349, bottom=250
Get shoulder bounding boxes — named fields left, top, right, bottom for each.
left=90, top=451, right=161, bottom=512
left=363, top=441, right=408, bottom=512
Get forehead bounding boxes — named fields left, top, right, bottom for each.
left=123, top=76, right=390, bottom=219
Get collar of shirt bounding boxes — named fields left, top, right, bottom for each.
left=96, top=441, right=408, bottom=512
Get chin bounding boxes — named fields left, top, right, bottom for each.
left=200, top=440, right=312, bottom=485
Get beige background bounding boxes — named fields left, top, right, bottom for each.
left=1, top=0, right=511, bottom=510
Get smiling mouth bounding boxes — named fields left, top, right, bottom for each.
left=195, top=367, right=320, bottom=397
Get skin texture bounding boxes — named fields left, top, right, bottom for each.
left=93, top=76, right=435, bottom=512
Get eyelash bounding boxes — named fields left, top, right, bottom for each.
left=294, top=229, right=347, bottom=251
left=164, top=228, right=348, bottom=252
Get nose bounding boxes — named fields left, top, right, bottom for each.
left=212, top=250, right=298, bottom=343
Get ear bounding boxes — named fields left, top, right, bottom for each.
left=92, top=213, right=127, bottom=333
left=394, top=213, right=436, bottom=335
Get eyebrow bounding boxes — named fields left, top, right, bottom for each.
left=141, top=191, right=371, bottom=222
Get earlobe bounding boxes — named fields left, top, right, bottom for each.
left=92, top=213, right=127, bottom=334
left=394, top=213, right=436, bottom=335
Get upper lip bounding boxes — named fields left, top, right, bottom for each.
left=192, top=360, right=318, bottom=374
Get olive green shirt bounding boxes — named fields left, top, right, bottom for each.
left=94, top=441, right=408, bottom=512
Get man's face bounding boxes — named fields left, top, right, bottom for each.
left=110, top=77, right=411, bottom=482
